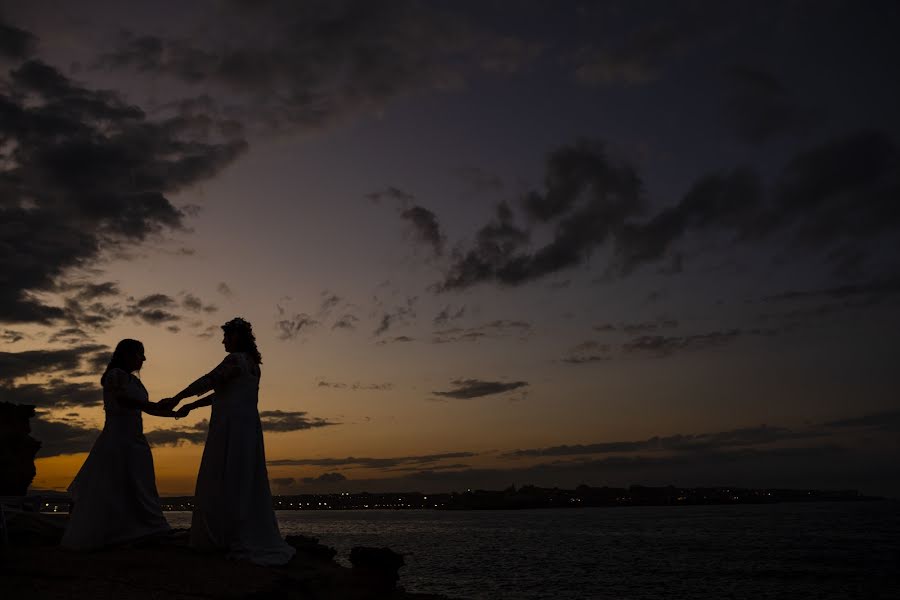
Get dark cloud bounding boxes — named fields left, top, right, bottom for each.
left=275, top=306, right=318, bottom=341
left=0, top=379, right=101, bottom=408
left=0, top=20, right=37, bottom=60
left=58, top=281, right=121, bottom=302
left=258, top=410, right=339, bottom=432
left=763, top=277, right=900, bottom=303
left=0, top=345, right=107, bottom=381
left=301, top=472, right=347, bottom=484
left=1, top=329, right=25, bottom=343
left=613, top=168, right=761, bottom=275
left=216, top=282, right=233, bottom=297
left=750, top=130, right=900, bottom=250
left=401, top=205, right=445, bottom=256
left=562, top=341, right=612, bottom=364
left=317, top=380, right=393, bottom=391
left=438, top=140, right=642, bottom=290
left=432, top=319, right=530, bottom=344
left=374, top=297, right=417, bottom=336
left=98, top=2, right=538, bottom=134
left=621, top=318, right=678, bottom=334
left=433, top=305, right=466, bottom=326
left=365, top=186, right=415, bottom=205
left=144, top=420, right=209, bottom=446
left=622, top=330, right=742, bottom=358
left=375, top=335, right=415, bottom=346
left=332, top=314, right=359, bottom=330
left=824, top=410, right=900, bottom=432
left=504, top=425, right=825, bottom=458
left=319, top=293, right=341, bottom=314
left=31, top=417, right=99, bottom=457
left=182, top=293, right=218, bottom=314
left=269, top=451, right=477, bottom=470
left=724, top=65, right=816, bottom=144
left=433, top=379, right=528, bottom=400
left=0, top=36, right=247, bottom=325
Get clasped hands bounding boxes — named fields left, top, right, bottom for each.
left=157, top=397, right=191, bottom=419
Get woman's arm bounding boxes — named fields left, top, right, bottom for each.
left=106, top=370, right=175, bottom=417
left=174, top=393, right=215, bottom=419
left=166, top=354, right=242, bottom=407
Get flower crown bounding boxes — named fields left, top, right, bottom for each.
left=221, top=317, right=253, bottom=332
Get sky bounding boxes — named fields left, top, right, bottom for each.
left=1, top=0, right=899, bottom=497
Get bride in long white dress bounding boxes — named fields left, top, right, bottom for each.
left=61, top=339, right=173, bottom=549
left=166, top=318, right=295, bottom=566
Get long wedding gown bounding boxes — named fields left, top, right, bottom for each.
left=61, top=369, right=170, bottom=549
left=189, top=352, right=295, bottom=565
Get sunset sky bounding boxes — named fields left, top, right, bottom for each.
left=2, top=0, right=899, bottom=497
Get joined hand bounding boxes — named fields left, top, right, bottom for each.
left=158, top=397, right=179, bottom=410
left=174, top=406, right=191, bottom=420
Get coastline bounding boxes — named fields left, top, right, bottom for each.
left=0, top=516, right=456, bottom=600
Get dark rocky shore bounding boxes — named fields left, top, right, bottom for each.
left=1, top=515, right=454, bottom=600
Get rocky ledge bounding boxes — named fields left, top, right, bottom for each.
left=0, top=514, right=453, bottom=600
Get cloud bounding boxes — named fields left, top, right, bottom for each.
left=561, top=340, right=612, bottom=364
left=0, top=34, right=247, bottom=325
left=374, top=297, right=417, bottom=336
left=438, top=140, right=642, bottom=290
left=0, top=20, right=37, bottom=60
left=258, top=410, right=339, bottom=432
left=724, top=65, right=816, bottom=144
left=122, top=294, right=182, bottom=325
left=319, top=293, right=341, bottom=314
left=182, top=293, right=217, bottom=313
left=216, top=282, right=234, bottom=297
left=433, top=305, right=466, bottom=326
left=144, top=420, right=209, bottom=446
left=268, top=451, right=477, bottom=470
left=824, top=410, right=900, bottom=432
left=332, top=314, right=359, bottom=330
left=97, top=2, right=539, bottom=134
left=2, top=330, right=25, bottom=343
left=0, top=379, right=101, bottom=409
left=275, top=306, right=318, bottom=341
left=504, top=425, right=825, bottom=458
left=375, top=335, right=415, bottom=346
left=0, top=345, right=108, bottom=381
left=365, top=186, right=415, bottom=205
left=432, top=319, right=530, bottom=344
left=301, top=472, right=347, bottom=484
left=433, top=379, right=528, bottom=400
left=622, top=330, right=742, bottom=358
left=31, top=416, right=99, bottom=457
left=317, top=380, right=393, bottom=391
left=401, top=205, right=445, bottom=256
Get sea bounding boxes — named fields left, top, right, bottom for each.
left=165, top=500, right=900, bottom=600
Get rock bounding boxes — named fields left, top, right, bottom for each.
left=0, top=402, right=41, bottom=496
left=285, top=534, right=337, bottom=562
left=349, top=546, right=405, bottom=592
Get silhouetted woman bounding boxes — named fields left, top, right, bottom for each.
left=61, top=339, right=173, bottom=549
left=166, top=318, right=294, bottom=565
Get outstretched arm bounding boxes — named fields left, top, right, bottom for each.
left=164, top=354, right=242, bottom=408
left=174, top=393, right=215, bottom=419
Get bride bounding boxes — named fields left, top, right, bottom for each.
left=61, top=339, right=173, bottom=549
left=165, top=317, right=295, bottom=565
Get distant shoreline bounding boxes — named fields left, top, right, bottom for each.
left=27, top=485, right=886, bottom=512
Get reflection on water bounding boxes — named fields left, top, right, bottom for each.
left=166, top=501, right=900, bottom=600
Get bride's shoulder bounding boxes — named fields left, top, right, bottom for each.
left=102, top=368, right=130, bottom=388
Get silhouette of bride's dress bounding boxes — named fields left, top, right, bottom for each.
left=61, top=369, right=170, bottom=549
left=189, top=352, right=295, bottom=565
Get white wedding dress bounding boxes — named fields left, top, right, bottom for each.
left=61, top=368, right=170, bottom=549
left=189, top=352, right=295, bottom=565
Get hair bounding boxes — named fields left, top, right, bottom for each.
left=222, top=317, right=262, bottom=365
left=101, top=339, right=144, bottom=385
